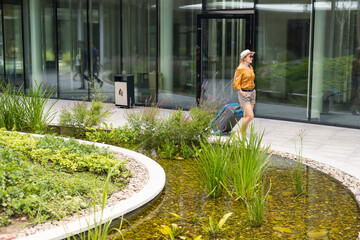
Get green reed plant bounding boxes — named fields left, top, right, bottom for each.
left=291, top=129, right=306, bottom=196
left=192, top=137, right=232, bottom=197
left=230, top=124, right=271, bottom=200
left=0, top=84, right=25, bottom=130
left=0, top=83, right=57, bottom=132
left=20, top=82, right=57, bottom=132
left=244, top=182, right=270, bottom=227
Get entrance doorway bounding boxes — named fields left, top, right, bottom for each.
left=196, top=13, right=254, bottom=104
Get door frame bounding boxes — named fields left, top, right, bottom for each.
left=196, top=12, right=255, bottom=104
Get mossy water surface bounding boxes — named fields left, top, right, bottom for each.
left=118, top=154, right=360, bottom=239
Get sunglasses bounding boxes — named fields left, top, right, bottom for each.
left=248, top=55, right=254, bottom=58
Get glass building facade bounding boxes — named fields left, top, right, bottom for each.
left=0, top=0, right=359, bottom=128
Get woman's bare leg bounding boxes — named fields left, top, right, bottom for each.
left=239, top=104, right=254, bottom=136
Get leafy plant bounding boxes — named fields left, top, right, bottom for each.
left=201, top=212, right=233, bottom=235
left=85, top=123, right=138, bottom=145
left=192, top=137, right=232, bottom=197
left=59, top=100, right=112, bottom=129
left=158, top=139, right=176, bottom=159
left=158, top=223, right=184, bottom=240
left=229, top=125, right=271, bottom=200
left=180, top=141, right=194, bottom=159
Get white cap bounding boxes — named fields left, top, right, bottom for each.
left=240, top=49, right=255, bottom=60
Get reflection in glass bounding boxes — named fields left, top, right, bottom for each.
left=57, top=0, right=88, bottom=99
left=312, top=0, right=359, bottom=127
left=4, top=3, right=23, bottom=89
left=23, top=0, right=56, bottom=93
left=255, top=0, right=311, bottom=121
left=200, top=18, right=247, bottom=105
left=158, top=0, right=201, bottom=109
left=122, top=0, right=156, bottom=105
left=88, top=0, right=121, bottom=101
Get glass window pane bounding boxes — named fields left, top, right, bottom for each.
left=4, top=3, right=24, bottom=89
left=57, top=0, right=88, bottom=99
left=255, top=0, right=311, bottom=121
left=88, top=0, right=121, bottom=102
left=201, top=18, right=248, bottom=105
left=23, top=0, right=57, bottom=93
left=311, top=0, right=359, bottom=127
left=206, top=0, right=254, bottom=10
left=158, top=0, right=201, bottom=109
left=122, top=0, right=157, bottom=105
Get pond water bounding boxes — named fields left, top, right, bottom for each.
left=46, top=127, right=360, bottom=239
left=117, top=152, right=360, bottom=239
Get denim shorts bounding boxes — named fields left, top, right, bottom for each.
left=238, top=89, right=256, bottom=107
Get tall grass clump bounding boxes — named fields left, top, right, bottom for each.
left=0, top=82, right=57, bottom=132
left=230, top=124, right=271, bottom=201
left=243, top=183, right=270, bottom=227
left=192, top=137, right=232, bottom=197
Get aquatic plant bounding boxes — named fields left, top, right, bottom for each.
left=180, top=141, right=194, bottom=158
left=229, top=124, right=271, bottom=200
left=158, top=223, right=184, bottom=240
left=158, top=139, right=176, bottom=159
left=244, top=182, right=270, bottom=227
left=201, top=212, right=233, bottom=235
left=192, top=137, right=232, bottom=197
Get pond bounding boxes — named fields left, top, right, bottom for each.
left=117, top=151, right=360, bottom=239
left=47, top=127, right=360, bottom=239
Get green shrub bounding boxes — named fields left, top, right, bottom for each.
left=59, top=100, right=112, bottom=128
left=85, top=123, right=138, bottom=145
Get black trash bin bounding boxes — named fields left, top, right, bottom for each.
left=114, top=74, right=135, bottom=108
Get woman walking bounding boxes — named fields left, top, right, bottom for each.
left=233, top=49, right=256, bottom=136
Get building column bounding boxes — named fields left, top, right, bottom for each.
left=311, top=9, right=327, bottom=120
left=160, top=0, right=173, bottom=92
left=29, top=0, right=43, bottom=87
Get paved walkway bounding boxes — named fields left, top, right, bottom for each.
left=48, top=99, right=360, bottom=181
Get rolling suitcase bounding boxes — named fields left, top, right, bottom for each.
left=211, top=103, right=244, bottom=135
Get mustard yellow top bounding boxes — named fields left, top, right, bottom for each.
left=233, top=65, right=255, bottom=90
